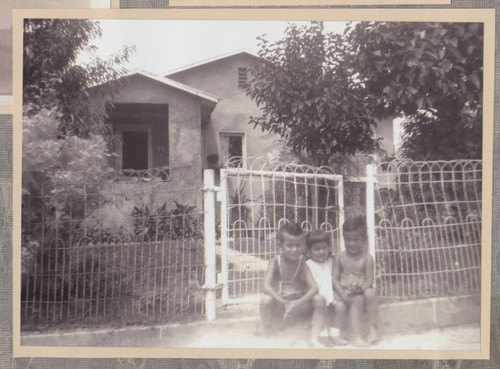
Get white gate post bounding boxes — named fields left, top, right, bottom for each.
left=338, top=178, right=345, bottom=252
left=219, top=169, right=229, bottom=305
left=366, top=165, right=376, bottom=281
left=203, top=169, right=217, bottom=321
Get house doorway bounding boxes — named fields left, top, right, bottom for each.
left=108, top=103, right=169, bottom=171
left=122, top=130, right=149, bottom=170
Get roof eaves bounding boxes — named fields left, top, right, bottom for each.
left=162, top=49, right=260, bottom=77
left=126, top=69, right=219, bottom=104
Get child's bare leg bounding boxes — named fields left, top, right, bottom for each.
left=311, top=294, right=327, bottom=347
left=363, top=288, right=379, bottom=343
left=329, top=302, right=348, bottom=345
left=333, top=301, right=347, bottom=330
left=349, top=294, right=367, bottom=346
left=260, top=294, right=284, bottom=334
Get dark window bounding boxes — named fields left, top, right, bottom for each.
left=238, top=67, right=247, bottom=88
left=228, top=136, right=243, bottom=158
left=122, top=131, right=148, bottom=170
left=227, top=135, right=243, bottom=167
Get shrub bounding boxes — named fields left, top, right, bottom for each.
left=131, top=201, right=202, bottom=241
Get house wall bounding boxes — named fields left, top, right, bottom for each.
left=168, top=53, right=282, bottom=168
left=88, top=75, right=205, bottom=231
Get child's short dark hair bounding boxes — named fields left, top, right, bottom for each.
left=305, top=229, right=331, bottom=249
left=342, top=216, right=368, bottom=238
left=277, top=222, right=303, bottom=243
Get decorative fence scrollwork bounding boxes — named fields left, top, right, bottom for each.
left=373, top=160, right=482, bottom=299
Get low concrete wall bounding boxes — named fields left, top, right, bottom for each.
left=379, top=294, right=481, bottom=335
left=21, top=295, right=480, bottom=347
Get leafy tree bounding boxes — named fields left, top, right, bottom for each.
left=399, top=109, right=481, bottom=160
left=22, top=19, right=134, bottom=253
left=348, top=22, right=483, bottom=159
left=22, top=109, right=114, bottom=256
left=246, top=22, right=380, bottom=166
left=22, top=109, right=112, bottom=188
left=23, top=19, right=135, bottom=138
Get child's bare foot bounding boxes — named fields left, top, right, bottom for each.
left=319, top=329, right=329, bottom=338
left=330, top=336, right=348, bottom=346
left=367, top=327, right=380, bottom=344
left=351, top=338, right=369, bottom=347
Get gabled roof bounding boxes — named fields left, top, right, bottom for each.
left=97, top=69, right=219, bottom=105
left=163, top=49, right=260, bottom=77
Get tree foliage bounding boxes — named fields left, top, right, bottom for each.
left=400, top=109, right=481, bottom=160
left=23, top=19, right=135, bottom=138
left=22, top=109, right=114, bottom=248
left=22, top=19, right=134, bottom=251
left=23, top=109, right=112, bottom=186
left=246, top=22, right=380, bottom=166
left=348, top=22, right=483, bottom=159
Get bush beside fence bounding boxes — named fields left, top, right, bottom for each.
left=21, top=166, right=205, bottom=329
left=21, top=237, right=204, bottom=328
left=373, top=160, right=481, bottom=300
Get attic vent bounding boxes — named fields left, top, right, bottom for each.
left=238, top=67, right=248, bottom=88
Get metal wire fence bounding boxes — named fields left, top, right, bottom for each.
left=373, top=160, right=482, bottom=300
left=219, top=158, right=482, bottom=304
left=220, top=158, right=343, bottom=304
left=21, top=166, right=205, bottom=329
left=21, top=158, right=483, bottom=327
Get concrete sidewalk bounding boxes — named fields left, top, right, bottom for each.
left=182, top=321, right=481, bottom=350
left=21, top=295, right=481, bottom=350
left=21, top=317, right=480, bottom=350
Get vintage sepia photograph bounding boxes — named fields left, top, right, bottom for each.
left=14, top=9, right=493, bottom=358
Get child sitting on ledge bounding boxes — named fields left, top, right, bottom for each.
left=259, top=222, right=325, bottom=347
left=305, top=229, right=348, bottom=346
left=332, top=216, right=380, bottom=347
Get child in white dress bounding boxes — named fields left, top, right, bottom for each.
left=305, top=229, right=348, bottom=346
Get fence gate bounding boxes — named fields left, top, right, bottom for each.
left=218, top=160, right=344, bottom=305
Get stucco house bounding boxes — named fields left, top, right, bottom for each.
left=164, top=50, right=282, bottom=170
left=93, top=49, right=397, bottom=186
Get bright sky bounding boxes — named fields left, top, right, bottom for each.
left=78, top=20, right=349, bottom=75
